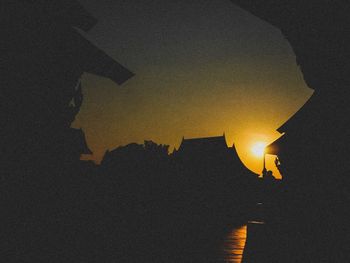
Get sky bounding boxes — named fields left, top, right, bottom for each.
left=73, top=0, right=313, bottom=178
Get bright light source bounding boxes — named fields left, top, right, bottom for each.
left=251, top=142, right=266, bottom=158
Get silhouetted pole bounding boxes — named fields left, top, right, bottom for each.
left=262, top=153, right=267, bottom=178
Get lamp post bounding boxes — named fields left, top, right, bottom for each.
left=262, top=151, right=267, bottom=178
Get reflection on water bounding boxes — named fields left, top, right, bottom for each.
left=222, top=225, right=247, bottom=263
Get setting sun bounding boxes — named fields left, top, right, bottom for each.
left=251, top=142, right=266, bottom=158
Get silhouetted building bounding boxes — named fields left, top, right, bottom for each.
left=265, top=92, right=342, bottom=186
left=232, top=2, right=350, bottom=261
left=101, top=141, right=170, bottom=175
left=2, top=3, right=134, bottom=261
left=231, top=0, right=350, bottom=188
left=174, top=134, right=257, bottom=180
left=2, top=1, right=134, bottom=171
left=265, top=134, right=286, bottom=177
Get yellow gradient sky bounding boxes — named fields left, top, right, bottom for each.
left=74, top=0, right=313, bottom=178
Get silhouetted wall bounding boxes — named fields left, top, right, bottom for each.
left=231, top=1, right=350, bottom=261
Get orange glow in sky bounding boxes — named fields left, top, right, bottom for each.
left=73, top=1, right=313, bottom=181
left=233, top=132, right=282, bottom=179
left=251, top=141, right=266, bottom=158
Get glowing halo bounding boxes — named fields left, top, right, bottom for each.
left=251, top=142, right=266, bottom=158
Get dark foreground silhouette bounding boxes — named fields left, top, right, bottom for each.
left=98, top=138, right=259, bottom=262
left=1, top=2, right=259, bottom=262
left=231, top=1, right=350, bottom=262
left=2, top=1, right=349, bottom=262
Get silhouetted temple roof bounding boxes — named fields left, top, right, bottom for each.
left=265, top=134, right=286, bottom=155
left=74, top=33, right=135, bottom=85
left=176, top=134, right=258, bottom=176
left=277, top=94, right=316, bottom=134
left=7, top=0, right=134, bottom=85
left=178, top=135, right=228, bottom=152
left=266, top=98, right=309, bottom=155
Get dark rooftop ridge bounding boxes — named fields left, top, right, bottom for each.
left=179, top=134, right=228, bottom=151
